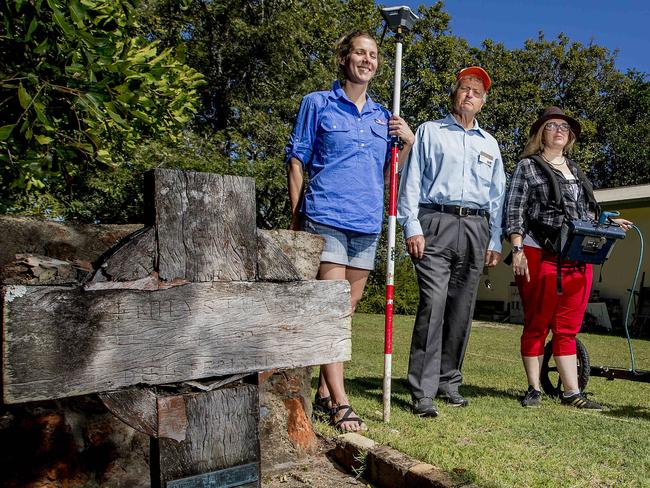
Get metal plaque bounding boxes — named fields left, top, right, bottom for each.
left=167, top=463, right=259, bottom=488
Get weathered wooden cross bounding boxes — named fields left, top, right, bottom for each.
left=2, top=170, right=351, bottom=487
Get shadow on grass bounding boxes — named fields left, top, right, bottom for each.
left=322, top=375, right=650, bottom=422
left=603, top=404, right=650, bottom=422
left=316, top=375, right=521, bottom=411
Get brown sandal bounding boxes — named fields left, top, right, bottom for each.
left=330, top=405, right=367, bottom=432
left=313, top=393, right=333, bottom=420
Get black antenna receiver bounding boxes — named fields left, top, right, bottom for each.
left=380, top=5, right=419, bottom=34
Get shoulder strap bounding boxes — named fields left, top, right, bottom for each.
left=528, top=155, right=600, bottom=215
left=528, top=155, right=564, bottom=294
left=566, top=159, right=600, bottom=216
left=528, top=155, right=563, bottom=208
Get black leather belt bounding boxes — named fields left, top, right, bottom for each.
left=419, top=202, right=489, bottom=218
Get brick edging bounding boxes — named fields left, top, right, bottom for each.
left=333, top=433, right=472, bottom=488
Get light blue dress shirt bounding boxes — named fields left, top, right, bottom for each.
left=285, top=81, right=391, bottom=234
left=397, top=113, right=506, bottom=252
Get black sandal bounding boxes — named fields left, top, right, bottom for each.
left=313, top=393, right=333, bottom=420
left=330, top=405, right=367, bottom=432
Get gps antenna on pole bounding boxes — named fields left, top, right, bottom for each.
left=380, top=5, right=418, bottom=423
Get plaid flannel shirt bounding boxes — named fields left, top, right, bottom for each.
left=505, top=157, right=596, bottom=237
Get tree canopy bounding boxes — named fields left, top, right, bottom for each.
left=0, top=0, right=203, bottom=219
left=1, top=0, right=647, bottom=229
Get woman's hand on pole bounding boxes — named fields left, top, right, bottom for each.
left=388, top=115, right=414, bottom=145
left=389, top=115, right=415, bottom=167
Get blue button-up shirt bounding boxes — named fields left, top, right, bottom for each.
left=285, top=81, right=391, bottom=234
left=397, top=113, right=506, bottom=252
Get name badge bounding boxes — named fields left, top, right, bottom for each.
left=478, top=151, right=494, bottom=166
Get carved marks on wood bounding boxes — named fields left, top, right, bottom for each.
left=153, top=170, right=258, bottom=282
left=3, top=280, right=351, bottom=403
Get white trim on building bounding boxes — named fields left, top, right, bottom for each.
left=595, top=184, right=650, bottom=205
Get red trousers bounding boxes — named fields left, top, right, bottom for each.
left=516, top=246, right=592, bottom=357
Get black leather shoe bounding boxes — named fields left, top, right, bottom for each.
left=413, top=397, right=438, bottom=417
left=441, top=391, right=469, bottom=407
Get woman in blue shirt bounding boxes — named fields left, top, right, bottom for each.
left=286, top=30, right=414, bottom=432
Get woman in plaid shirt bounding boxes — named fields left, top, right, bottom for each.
left=505, top=106, right=632, bottom=410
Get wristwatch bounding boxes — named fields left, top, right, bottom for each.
left=512, top=245, right=524, bottom=254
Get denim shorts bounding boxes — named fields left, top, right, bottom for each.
left=303, top=219, right=379, bottom=270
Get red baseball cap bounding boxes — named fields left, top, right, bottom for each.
left=456, top=66, right=491, bottom=91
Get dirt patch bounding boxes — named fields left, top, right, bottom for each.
left=262, top=436, right=374, bottom=488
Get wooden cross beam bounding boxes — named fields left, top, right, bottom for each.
left=2, top=169, right=351, bottom=404
left=2, top=279, right=349, bottom=403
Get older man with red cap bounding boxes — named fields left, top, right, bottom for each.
left=397, top=66, right=506, bottom=417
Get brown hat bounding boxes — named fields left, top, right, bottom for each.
left=457, top=66, right=491, bottom=91
left=530, top=106, right=581, bottom=137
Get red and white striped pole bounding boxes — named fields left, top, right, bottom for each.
left=383, top=29, right=403, bottom=424
left=380, top=4, right=418, bottom=424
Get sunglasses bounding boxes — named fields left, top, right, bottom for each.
left=544, top=122, right=571, bottom=132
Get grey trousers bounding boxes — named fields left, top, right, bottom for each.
left=407, top=209, right=490, bottom=400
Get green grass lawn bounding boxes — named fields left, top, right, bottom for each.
left=317, top=313, right=650, bottom=487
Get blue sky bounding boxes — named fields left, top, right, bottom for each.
left=381, top=0, right=649, bottom=74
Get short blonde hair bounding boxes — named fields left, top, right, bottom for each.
left=520, top=122, right=577, bottom=158
left=335, top=31, right=381, bottom=81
